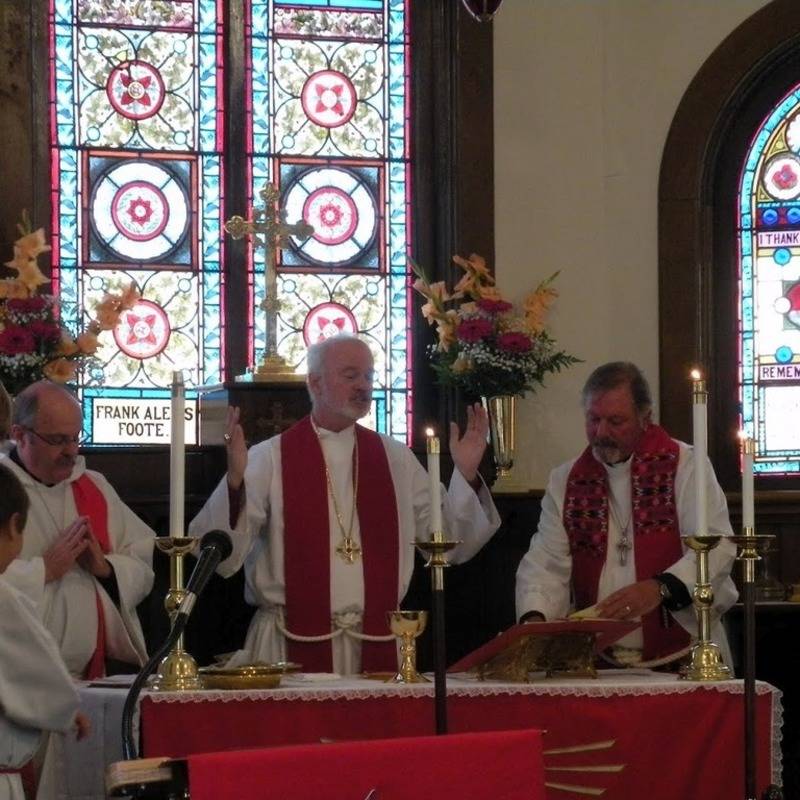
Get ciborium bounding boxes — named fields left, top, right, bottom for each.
left=151, top=537, right=202, bottom=691
left=388, top=611, right=428, bottom=683
left=679, top=535, right=731, bottom=682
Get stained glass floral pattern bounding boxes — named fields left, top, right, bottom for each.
left=51, top=0, right=223, bottom=444
left=739, top=82, right=800, bottom=473
left=248, top=0, right=410, bottom=440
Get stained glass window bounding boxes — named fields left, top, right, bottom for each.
left=738, top=81, right=800, bottom=474
left=246, top=0, right=411, bottom=440
left=50, top=0, right=224, bottom=444
left=50, top=0, right=412, bottom=445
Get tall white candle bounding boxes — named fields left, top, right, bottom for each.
left=169, top=370, right=186, bottom=538
left=741, top=434, right=755, bottom=530
left=426, top=428, right=443, bottom=539
left=691, top=370, right=708, bottom=536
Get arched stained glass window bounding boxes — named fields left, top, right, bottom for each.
left=49, top=0, right=412, bottom=445
left=246, top=0, right=411, bottom=440
left=739, top=82, right=800, bottom=474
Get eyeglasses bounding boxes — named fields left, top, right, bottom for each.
left=23, top=428, right=85, bottom=447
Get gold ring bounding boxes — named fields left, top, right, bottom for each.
left=223, top=433, right=232, bottom=443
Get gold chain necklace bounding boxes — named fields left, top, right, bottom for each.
left=311, top=420, right=361, bottom=564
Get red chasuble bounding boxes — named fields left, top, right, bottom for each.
left=71, top=473, right=111, bottom=680
left=563, top=424, right=690, bottom=660
left=281, top=416, right=399, bottom=672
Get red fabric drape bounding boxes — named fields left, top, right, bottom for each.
left=142, top=687, right=776, bottom=800
left=187, top=730, right=545, bottom=800
left=281, top=417, right=399, bottom=671
left=71, top=474, right=110, bottom=680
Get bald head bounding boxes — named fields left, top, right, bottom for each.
left=11, top=381, right=83, bottom=484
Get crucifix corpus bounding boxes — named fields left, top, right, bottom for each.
left=225, top=183, right=314, bottom=382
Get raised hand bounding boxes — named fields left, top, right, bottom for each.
left=224, top=405, right=248, bottom=490
left=449, top=402, right=489, bottom=486
left=43, top=517, right=90, bottom=583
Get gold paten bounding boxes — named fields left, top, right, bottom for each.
left=474, top=632, right=597, bottom=682
left=151, top=537, right=202, bottom=692
left=199, top=662, right=298, bottom=690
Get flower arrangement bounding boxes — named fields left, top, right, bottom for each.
left=412, top=253, right=579, bottom=399
left=0, top=213, right=139, bottom=395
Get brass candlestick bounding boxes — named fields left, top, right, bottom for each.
left=388, top=611, right=428, bottom=683
left=679, top=535, right=731, bottom=681
left=151, top=537, right=202, bottom=691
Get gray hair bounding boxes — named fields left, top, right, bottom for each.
left=306, top=333, right=369, bottom=378
left=0, top=382, right=10, bottom=439
left=12, top=381, right=79, bottom=429
left=581, top=361, right=652, bottom=414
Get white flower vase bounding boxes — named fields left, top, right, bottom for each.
left=482, top=395, right=525, bottom=492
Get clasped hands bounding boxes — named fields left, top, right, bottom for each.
left=43, top=516, right=111, bottom=583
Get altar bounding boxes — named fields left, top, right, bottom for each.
left=55, top=671, right=782, bottom=800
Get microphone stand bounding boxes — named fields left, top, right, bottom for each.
left=122, top=614, right=190, bottom=760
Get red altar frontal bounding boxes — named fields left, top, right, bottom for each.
left=140, top=672, right=782, bottom=800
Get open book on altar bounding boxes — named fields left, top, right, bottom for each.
left=448, top=619, right=640, bottom=681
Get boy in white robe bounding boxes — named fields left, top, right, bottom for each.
left=0, top=465, right=88, bottom=800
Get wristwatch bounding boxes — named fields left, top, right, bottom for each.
left=655, top=577, right=672, bottom=604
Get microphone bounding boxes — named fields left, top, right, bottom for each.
left=178, top=530, right=233, bottom=617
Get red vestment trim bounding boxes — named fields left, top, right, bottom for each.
left=563, top=424, right=690, bottom=660
left=281, top=417, right=399, bottom=672
left=71, top=473, right=110, bottom=679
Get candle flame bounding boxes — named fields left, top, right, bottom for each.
left=425, top=427, right=435, bottom=437
left=690, top=368, right=702, bottom=381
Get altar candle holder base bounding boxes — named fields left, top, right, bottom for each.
left=387, top=611, right=428, bottom=683
left=151, top=537, right=202, bottom=692
left=679, top=534, right=731, bottom=682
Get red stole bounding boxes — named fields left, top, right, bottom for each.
left=281, top=417, right=399, bottom=672
left=563, top=424, right=690, bottom=660
left=71, top=473, right=111, bottom=679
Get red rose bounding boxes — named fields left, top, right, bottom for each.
left=456, top=318, right=494, bottom=342
left=497, top=332, right=533, bottom=353
left=476, top=298, right=513, bottom=314
left=0, top=324, right=36, bottom=354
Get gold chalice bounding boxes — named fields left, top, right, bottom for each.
left=388, top=610, right=429, bottom=683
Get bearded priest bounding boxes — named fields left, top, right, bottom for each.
left=189, top=334, right=500, bottom=675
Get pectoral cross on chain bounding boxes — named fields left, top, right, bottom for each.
left=616, top=534, right=632, bottom=567
left=225, top=183, right=314, bottom=363
left=336, top=537, right=362, bottom=565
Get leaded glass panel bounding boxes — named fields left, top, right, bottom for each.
left=247, top=0, right=410, bottom=441
left=739, top=82, right=800, bottom=473
left=50, top=0, right=224, bottom=444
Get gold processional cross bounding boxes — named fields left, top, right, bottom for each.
left=225, top=183, right=314, bottom=381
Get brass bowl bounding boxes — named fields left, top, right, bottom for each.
left=198, top=662, right=300, bottom=690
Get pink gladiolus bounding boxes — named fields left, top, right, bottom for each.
left=476, top=298, right=513, bottom=314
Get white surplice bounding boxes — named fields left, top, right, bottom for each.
left=0, top=577, right=79, bottom=800
left=189, top=423, right=501, bottom=674
left=515, top=441, right=738, bottom=663
left=0, top=453, right=155, bottom=677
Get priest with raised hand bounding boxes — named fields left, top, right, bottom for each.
left=189, top=334, right=501, bottom=675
